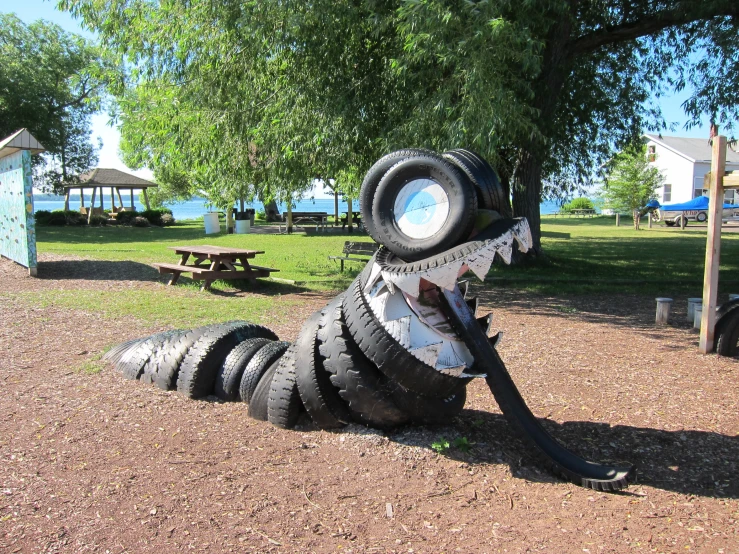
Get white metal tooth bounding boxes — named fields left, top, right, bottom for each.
left=408, top=342, right=442, bottom=367
left=419, top=260, right=465, bottom=291
left=381, top=270, right=421, bottom=298
left=363, top=263, right=383, bottom=293
left=513, top=219, right=532, bottom=252
left=466, top=255, right=494, bottom=281
left=384, top=279, right=395, bottom=294
left=490, top=331, right=503, bottom=347
left=460, top=372, right=487, bottom=379
left=385, top=315, right=411, bottom=348
left=438, top=365, right=466, bottom=378
left=496, top=240, right=513, bottom=265
left=477, top=313, right=493, bottom=335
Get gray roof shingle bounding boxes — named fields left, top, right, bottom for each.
left=66, top=168, right=158, bottom=188
left=644, top=134, right=739, bottom=163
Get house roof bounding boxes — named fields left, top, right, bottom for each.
left=0, top=128, right=46, bottom=160
left=644, top=134, right=739, bottom=164
left=64, top=168, right=158, bottom=189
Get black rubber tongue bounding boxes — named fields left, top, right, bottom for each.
left=438, top=284, right=636, bottom=491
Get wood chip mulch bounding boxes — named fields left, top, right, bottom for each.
left=1, top=255, right=737, bottom=553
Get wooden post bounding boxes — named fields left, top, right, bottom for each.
left=287, top=203, right=293, bottom=234
left=80, top=188, right=85, bottom=208
left=130, top=189, right=134, bottom=209
left=88, top=187, right=97, bottom=223
left=116, top=187, right=124, bottom=207
left=334, top=191, right=339, bottom=226
left=655, top=298, right=673, bottom=325
left=110, top=187, right=116, bottom=211
left=64, top=189, right=70, bottom=211
left=143, top=188, right=151, bottom=210
left=699, top=135, right=727, bottom=354
left=647, top=213, right=652, bottom=229
left=615, top=213, right=620, bottom=227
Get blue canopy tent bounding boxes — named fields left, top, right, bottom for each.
left=659, top=196, right=734, bottom=211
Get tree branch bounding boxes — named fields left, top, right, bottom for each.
left=569, top=2, right=739, bottom=56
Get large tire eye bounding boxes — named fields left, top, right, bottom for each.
left=371, top=153, right=477, bottom=261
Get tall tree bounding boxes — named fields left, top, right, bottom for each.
left=601, top=145, right=664, bottom=230
left=60, top=1, right=739, bottom=252
left=0, top=13, right=105, bottom=191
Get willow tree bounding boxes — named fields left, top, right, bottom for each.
left=61, top=1, right=739, bottom=251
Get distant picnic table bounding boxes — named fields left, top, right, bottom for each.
left=152, top=245, right=279, bottom=291
left=553, top=209, right=596, bottom=217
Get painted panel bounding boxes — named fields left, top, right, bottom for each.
left=0, top=150, right=37, bottom=273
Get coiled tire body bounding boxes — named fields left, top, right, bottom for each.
left=239, top=340, right=291, bottom=404
left=215, top=337, right=273, bottom=401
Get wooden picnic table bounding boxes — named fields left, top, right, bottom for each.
left=152, top=245, right=279, bottom=291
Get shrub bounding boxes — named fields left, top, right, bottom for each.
left=88, top=214, right=108, bottom=226
left=34, top=210, right=53, bottom=225
left=140, top=208, right=172, bottom=226
left=160, top=213, right=175, bottom=226
left=562, top=197, right=594, bottom=212
left=256, top=209, right=266, bottom=220
left=115, top=210, right=139, bottom=225
left=45, top=210, right=68, bottom=226
left=64, top=210, right=86, bottom=226
left=132, top=216, right=150, bottom=227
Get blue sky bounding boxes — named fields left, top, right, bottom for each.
left=7, top=0, right=723, bottom=186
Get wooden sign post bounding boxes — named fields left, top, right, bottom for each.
left=699, top=136, right=727, bottom=353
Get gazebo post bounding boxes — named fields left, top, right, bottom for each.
left=64, top=189, right=70, bottom=211
left=116, top=188, right=124, bottom=207
left=89, top=187, right=97, bottom=223
left=110, top=187, right=116, bottom=212
left=80, top=188, right=85, bottom=209
left=143, top=188, right=151, bottom=210
left=130, top=189, right=134, bottom=210
left=100, top=186, right=104, bottom=211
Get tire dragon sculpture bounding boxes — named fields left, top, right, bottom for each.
left=107, top=149, right=636, bottom=491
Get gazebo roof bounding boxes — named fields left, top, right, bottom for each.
left=0, top=128, right=46, bottom=160
left=65, top=168, right=158, bottom=189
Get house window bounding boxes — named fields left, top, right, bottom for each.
left=648, top=145, right=656, bottom=162
left=694, top=188, right=705, bottom=198
left=663, top=184, right=672, bottom=202
left=725, top=190, right=735, bottom=205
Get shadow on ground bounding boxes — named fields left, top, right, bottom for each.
left=38, top=260, right=159, bottom=282
left=388, top=409, right=739, bottom=498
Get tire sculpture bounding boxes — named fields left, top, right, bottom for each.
left=107, top=149, right=636, bottom=491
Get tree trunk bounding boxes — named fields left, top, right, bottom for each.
left=287, top=203, right=293, bottom=234
left=511, top=150, right=543, bottom=253
left=226, top=206, right=234, bottom=233
left=264, top=199, right=280, bottom=222
left=632, top=209, right=640, bottom=230
left=346, top=197, right=353, bottom=233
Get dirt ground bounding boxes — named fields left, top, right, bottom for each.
left=1, top=255, right=738, bottom=553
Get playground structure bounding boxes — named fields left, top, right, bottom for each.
left=108, top=149, right=635, bottom=491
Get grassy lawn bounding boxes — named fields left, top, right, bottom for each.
left=36, top=220, right=372, bottom=289
left=28, top=215, right=739, bottom=322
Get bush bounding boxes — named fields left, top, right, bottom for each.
left=88, top=214, right=108, bottom=226
left=140, top=208, right=172, bottom=226
left=160, top=213, right=175, bottom=226
left=132, top=216, right=150, bottom=227
left=34, top=210, right=53, bottom=225
left=64, top=210, right=86, bottom=226
left=44, top=210, right=68, bottom=226
left=256, top=209, right=266, bottom=220
left=115, top=210, right=139, bottom=225
left=562, top=197, right=594, bottom=212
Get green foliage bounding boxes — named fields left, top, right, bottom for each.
left=160, top=213, right=175, bottom=226
left=452, top=437, right=471, bottom=453
left=34, top=210, right=54, bottom=225
left=88, top=214, right=108, bottom=226
left=114, top=210, right=138, bottom=225
left=139, top=208, right=173, bottom=226
left=431, top=438, right=450, bottom=453
left=562, top=198, right=595, bottom=212
left=45, top=210, right=68, bottom=226
left=0, top=13, right=107, bottom=192
left=601, top=145, right=664, bottom=213
left=131, top=216, right=150, bottom=228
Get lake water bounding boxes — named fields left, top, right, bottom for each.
left=34, top=196, right=565, bottom=220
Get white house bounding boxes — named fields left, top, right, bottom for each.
left=643, top=134, right=739, bottom=205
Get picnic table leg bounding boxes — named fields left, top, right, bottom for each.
left=238, top=256, right=258, bottom=284
left=168, top=270, right=183, bottom=286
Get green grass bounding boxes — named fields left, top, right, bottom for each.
left=37, top=220, right=371, bottom=289
left=488, top=215, right=739, bottom=294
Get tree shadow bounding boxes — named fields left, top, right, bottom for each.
left=387, top=410, right=739, bottom=498
left=38, top=260, right=159, bottom=282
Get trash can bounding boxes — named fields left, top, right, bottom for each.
left=203, top=212, right=220, bottom=234
left=235, top=219, right=250, bottom=234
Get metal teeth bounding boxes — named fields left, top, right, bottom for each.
left=409, top=342, right=442, bottom=367
left=363, top=262, right=383, bottom=293
left=382, top=260, right=465, bottom=294
left=489, top=331, right=503, bottom=348
left=477, top=313, right=493, bottom=335
left=465, top=296, right=479, bottom=316
left=438, top=365, right=466, bottom=378
left=384, top=315, right=411, bottom=348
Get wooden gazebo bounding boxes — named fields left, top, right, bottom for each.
left=63, top=168, right=158, bottom=223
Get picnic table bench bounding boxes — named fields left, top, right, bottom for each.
left=553, top=208, right=596, bottom=217
left=279, top=212, right=329, bottom=232
left=328, top=241, right=379, bottom=271
left=153, top=245, right=279, bottom=291
left=340, top=211, right=362, bottom=231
